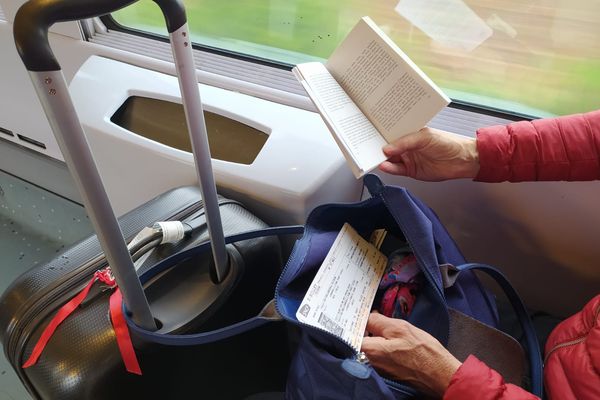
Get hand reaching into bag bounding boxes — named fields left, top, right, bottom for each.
left=379, top=127, right=480, bottom=181
left=361, top=312, right=461, bottom=398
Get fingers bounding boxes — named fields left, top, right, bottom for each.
left=379, top=160, right=408, bottom=176
left=361, top=336, right=393, bottom=369
left=382, top=130, right=428, bottom=157
left=365, top=312, right=391, bottom=337
left=361, top=337, right=395, bottom=378
left=361, top=336, right=387, bottom=354
left=366, top=312, right=408, bottom=338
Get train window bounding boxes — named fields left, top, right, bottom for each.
left=110, top=1, right=599, bottom=117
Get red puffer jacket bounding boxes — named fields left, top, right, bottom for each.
left=443, top=110, right=600, bottom=400
left=544, top=295, right=600, bottom=400
left=444, top=296, right=600, bottom=400
left=475, top=109, right=600, bottom=182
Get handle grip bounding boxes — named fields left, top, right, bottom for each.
left=14, top=0, right=187, bottom=71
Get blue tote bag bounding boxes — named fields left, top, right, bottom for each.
left=275, top=174, right=543, bottom=399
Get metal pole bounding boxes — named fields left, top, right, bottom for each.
left=169, top=24, right=230, bottom=282
left=29, top=70, right=156, bottom=330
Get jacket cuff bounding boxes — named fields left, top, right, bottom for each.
left=443, top=355, right=540, bottom=400
left=474, top=125, right=512, bottom=182
left=443, top=355, right=488, bottom=399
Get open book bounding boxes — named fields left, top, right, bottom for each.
left=293, top=17, right=450, bottom=178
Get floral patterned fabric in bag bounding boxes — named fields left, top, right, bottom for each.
left=376, top=247, right=422, bottom=319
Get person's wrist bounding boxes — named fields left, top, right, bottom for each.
left=427, top=355, right=462, bottom=397
left=457, top=137, right=479, bottom=179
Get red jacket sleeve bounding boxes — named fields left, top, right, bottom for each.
left=443, top=355, right=539, bottom=400
left=474, top=110, right=600, bottom=182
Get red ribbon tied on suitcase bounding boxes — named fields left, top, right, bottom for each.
left=22, top=267, right=142, bottom=375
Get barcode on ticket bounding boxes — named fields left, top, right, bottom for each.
left=318, top=312, right=344, bottom=337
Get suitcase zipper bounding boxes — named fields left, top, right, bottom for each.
left=7, top=197, right=239, bottom=366
left=543, top=304, right=600, bottom=365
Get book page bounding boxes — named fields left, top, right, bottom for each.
left=327, top=16, right=450, bottom=143
left=294, top=62, right=387, bottom=178
left=296, top=223, right=387, bottom=352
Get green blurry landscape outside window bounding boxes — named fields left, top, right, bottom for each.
left=113, top=0, right=600, bottom=117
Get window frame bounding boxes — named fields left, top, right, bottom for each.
left=101, top=15, right=294, bottom=71
left=99, top=14, right=533, bottom=124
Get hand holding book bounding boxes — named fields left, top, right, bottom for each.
left=380, top=127, right=480, bottom=181
left=294, top=17, right=450, bottom=178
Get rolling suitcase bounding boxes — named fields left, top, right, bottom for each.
left=1, top=0, right=292, bottom=398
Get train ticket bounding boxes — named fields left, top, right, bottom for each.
left=296, top=223, right=387, bottom=352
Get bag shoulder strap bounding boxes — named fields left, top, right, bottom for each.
left=126, top=225, right=305, bottom=345
left=457, top=263, right=543, bottom=398
left=127, top=299, right=282, bottom=346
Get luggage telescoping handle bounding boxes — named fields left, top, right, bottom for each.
left=158, top=1, right=230, bottom=283
left=13, top=0, right=229, bottom=330
left=13, top=0, right=155, bottom=331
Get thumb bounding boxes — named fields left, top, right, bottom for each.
left=379, top=160, right=408, bottom=176
left=382, top=130, right=428, bottom=157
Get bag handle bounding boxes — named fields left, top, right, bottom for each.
left=126, top=225, right=305, bottom=345
left=456, top=263, right=543, bottom=398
